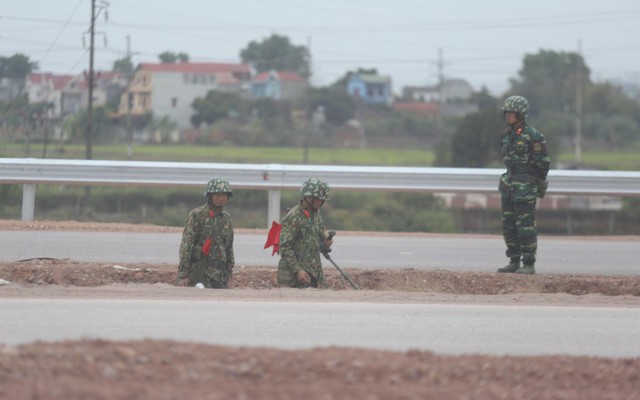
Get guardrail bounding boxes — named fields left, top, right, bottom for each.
left=2, top=158, right=640, bottom=224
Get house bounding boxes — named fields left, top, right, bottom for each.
left=403, top=79, right=474, bottom=103
left=401, top=79, right=477, bottom=117
left=347, top=73, right=393, bottom=105
left=26, top=72, right=125, bottom=120
left=26, top=73, right=74, bottom=119
left=114, top=62, right=252, bottom=129
left=251, top=70, right=307, bottom=100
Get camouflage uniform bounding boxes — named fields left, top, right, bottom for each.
left=498, top=96, right=550, bottom=274
left=178, top=178, right=235, bottom=288
left=277, top=178, right=330, bottom=288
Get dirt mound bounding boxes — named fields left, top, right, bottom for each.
left=2, top=258, right=640, bottom=297
left=2, top=340, right=639, bottom=400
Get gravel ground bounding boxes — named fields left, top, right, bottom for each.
left=1, top=220, right=639, bottom=399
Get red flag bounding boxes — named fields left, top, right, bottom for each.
left=264, top=221, right=282, bottom=255
left=202, top=237, right=212, bottom=256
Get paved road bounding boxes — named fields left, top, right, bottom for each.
left=2, top=298, right=639, bottom=357
left=1, top=231, right=639, bottom=275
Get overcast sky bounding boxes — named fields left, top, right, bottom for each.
left=1, top=0, right=639, bottom=96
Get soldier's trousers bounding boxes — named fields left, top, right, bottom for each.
left=188, top=261, right=231, bottom=289
left=501, top=197, right=537, bottom=265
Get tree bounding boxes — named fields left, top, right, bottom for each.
left=0, top=93, right=28, bottom=129
left=147, top=116, right=178, bottom=143
left=65, top=106, right=112, bottom=142
left=302, top=87, right=356, bottom=126
left=449, top=110, right=503, bottom=168
left=507, top=50, right=590, bottom=118
left=240, top=34, right=310, bottom=79
left=444, top=88, right=503, bottom=168
left=0, top=53, right=38, bottom=80
left=191, top=90, right=245, bottom=127
left=158, top=51, right=189, bottom=63
left=112, top=56, right=134, bottom=75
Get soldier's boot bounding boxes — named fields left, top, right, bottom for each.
left=515, top=264, right=536, bottom=275
left=497, top=259, right=520, bottom=273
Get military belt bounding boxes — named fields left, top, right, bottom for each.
left=508, top=172, right=537, bottom=183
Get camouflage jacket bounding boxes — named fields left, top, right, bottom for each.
left=277, top=203, right=327, bottom=287
left=178, top=204, right=234, bottom=279
left=499, top=121, right=551, bottom=201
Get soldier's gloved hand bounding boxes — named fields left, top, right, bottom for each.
left=297, top=270, right=311, bottom=284
left=537, top=179, right=549, bottom=198
left=321, top=238, right=333, bottom=254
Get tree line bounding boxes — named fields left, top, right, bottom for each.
left=2, top=35, right=640, bottom=168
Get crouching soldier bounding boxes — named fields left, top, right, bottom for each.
left=177, top=178, right=235, bottom=288
left=277, top=178, right=333, bottom=288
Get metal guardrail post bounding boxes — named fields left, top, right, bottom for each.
left=267, top=189, right=281, bottom=226
left=21, top=184, right=36, bottom=221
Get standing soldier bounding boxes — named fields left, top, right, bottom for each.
left=177, top=178, right=235, bottom=288
left=498, top=96, right=551, bottom=275
left=277, top=178, right=333, bottom=288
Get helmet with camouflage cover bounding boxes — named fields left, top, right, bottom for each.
left=204, top=177, right=233, bottom=198
left=300, top=177, right=329, bottom=201
left=502, top=95, right=529, bottom=119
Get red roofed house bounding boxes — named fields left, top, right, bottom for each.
left=250, top=70, right=307, bottom=100
left=26, top=72, right=124, bottom=120
left=115, top=62, right=252, bottom=129
left=26, top=73, right=74, bottom=119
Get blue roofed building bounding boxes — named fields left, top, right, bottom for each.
left=346, top=73, right=393, bottom=105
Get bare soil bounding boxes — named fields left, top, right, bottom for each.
left=1, top=220, right=639, bottom=400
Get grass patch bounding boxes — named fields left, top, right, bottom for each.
left=1, top=143, right=435, bottom=166
left=557, top=149, right=640, bottom=171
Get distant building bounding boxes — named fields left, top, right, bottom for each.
left=403, top=79, right=474, bottom=103
left=26, top=73, right=74, bottom=119
left=251, top=70, right=307, bottom=100
left=400, top=79, right=477, bottom=117
left=114, top=62, right=252, bottom=129
left=26, top=71, right=125, bottom=120
left=347, top=73, right=393, bottom=105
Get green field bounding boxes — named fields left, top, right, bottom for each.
left=1, top=143, right=436, bottom=166
left=3, top=142, right=639, bottom=171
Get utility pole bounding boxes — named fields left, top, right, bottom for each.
left=125, top=35, right=134, bottom=160
left=575, top=39, right=583, bottom=165
left=437, top=48, right=445, bottom=102
left=435, top=48, right=445, bottom=141
left=84, top=0, right=109, bottom=161
left=83, top=0, right=108, bottom=207
left=303, top=35, right=312, bottom=164
left=85, top=0, right=96, bottom=161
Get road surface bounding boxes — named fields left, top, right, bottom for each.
left=2, top=298, right=639, bottom=358
left=1, top=230, right=638, bottom=275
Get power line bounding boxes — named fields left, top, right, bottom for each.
left=38, top=0, right=84, bottom=67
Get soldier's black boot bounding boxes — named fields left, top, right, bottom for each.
left=516, top=264, right=536, bottom=275
left=497, top=259, right=520, bottom=273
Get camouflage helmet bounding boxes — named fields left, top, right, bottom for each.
left=502, top=95, right=529, bottom=119
left=204, top=177, right=233, bottom=198
left=300, top=177, right=329, bottom=201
